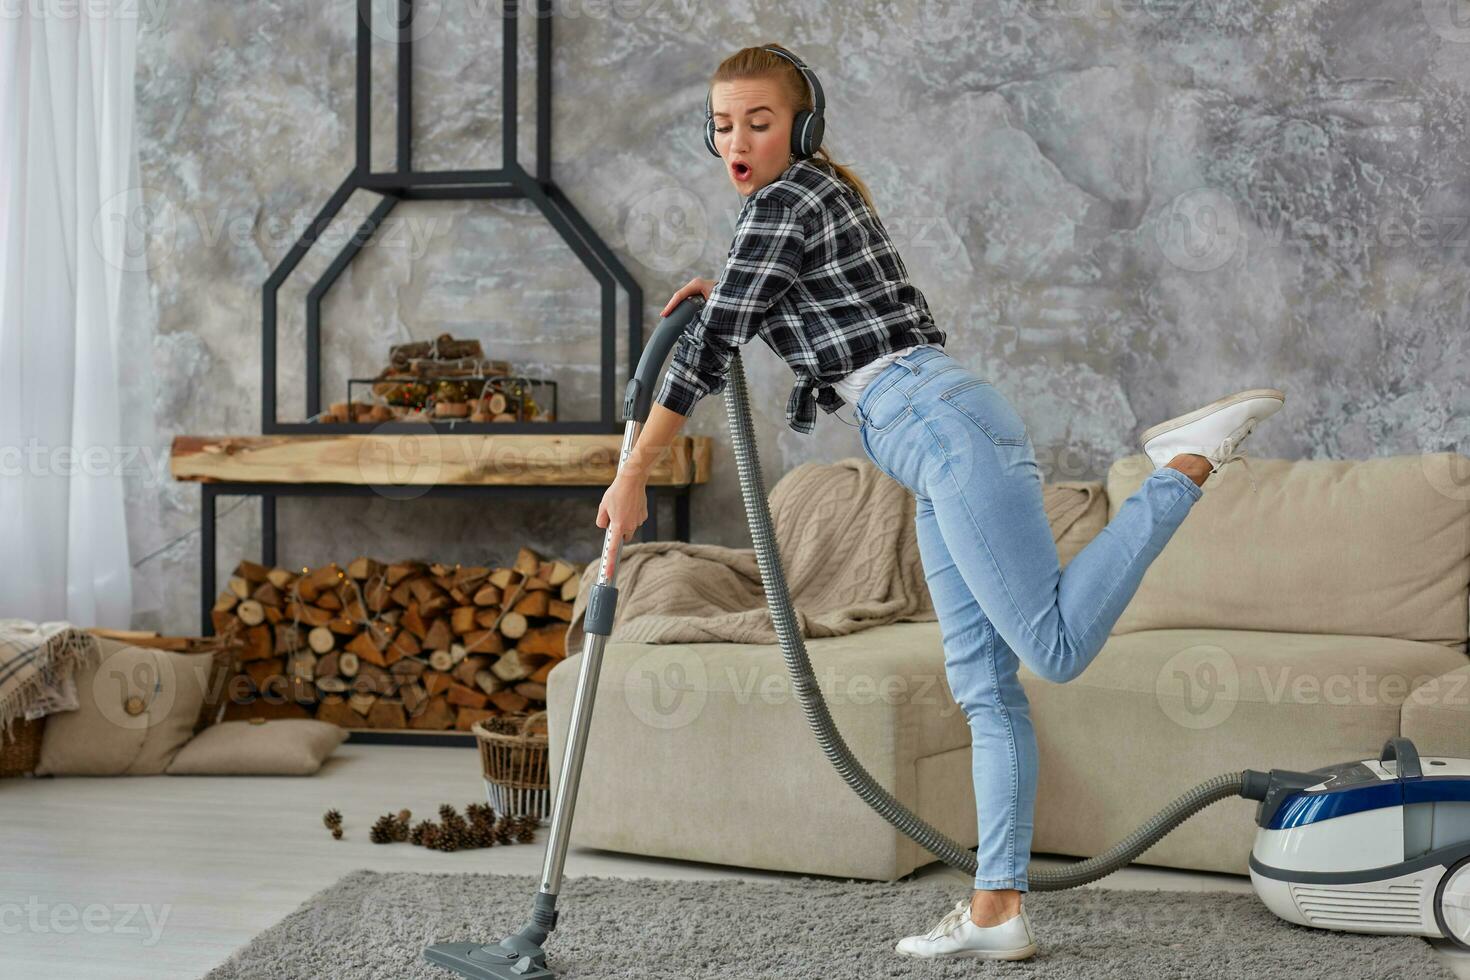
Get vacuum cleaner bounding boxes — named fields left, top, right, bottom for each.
left=425, top=297, right=1470, bottom=978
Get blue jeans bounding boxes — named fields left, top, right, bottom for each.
left=852, top=345, right=1203, bottom=890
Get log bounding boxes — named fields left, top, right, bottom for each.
left=423, top=671, right=453, bottom=696
left=447, top=683, right=489, bottom=709
left=251, top=581, right=283, bottom=607
left=408, top=694, right=456, bottom=730
left=387, top=560, right=427, bottom=586
left=400, top=601, right=428, bottom=640
left=427, top=649, right=454, bottom=672
left=350, top=665, right=394, bottom=700
left=228, top=576, right=251, bottom=600
left=455, top=707, right=498, bottom=731
left=472, top=583, right=502, bottom=606
left=274, top=623, right=305, bottom=654
left=514, top=546, right=544, bottom=579
left=236, top=600, right=265, bottom=626
left=314, top=698, right=366, bottom=729
left=366, top=699, right=407, bottom=729
left=548, top=599, right=574, bottom=621
left=390, top=657, right=427, bottom=681
left=475, top=670, right=506, bottom=696
left=452, top=656, right=488, bottom=688
left=348, top=692, right=378, bottom=716
left=316, top=676, right=349, bottom=694
left=287, top=599, right=332, bottom=628
left=316, top=651, right=339, bottom=678
left=266, top=567, right=296, bottom=590
left=498, top=612, right=527, bottom=640
left=490, top=650, right=533, bottom=683
left=561, top=576, right=580, bottom=603
left=386, top=629, right=421, bottom=664
left=347, top=556, right=383, bottom=580
left=246, top=657, right=284, bottom=689
left=517, top=624, right=568, bottom=659
left=241, top=625, right=273, bottom=662
left=214, top=591, right=238, bottom=613
left=236, top=559, right=270, bottom=583
left=401, top=682, right=427, bottom=716
left=422, top=617, right=454, bottom=652
left=338, top=652, right=360, bottom=677
left=450, top=606, right=478, bottom=635
left=489, top=689, right=530, bottom=714
left=346, top=629, right=388, bottom=668
left=308, top=626, right=336, bottom=654
left=514, top=681, right=547, bottom=702
left=546, top=560, right=576, bottom=586
left=461, top=628, right=504, bottom=656
left=289, top=654, right=318, bottom=682
left=511, top=590, right=549, bottom=618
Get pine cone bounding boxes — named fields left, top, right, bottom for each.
left=466, top=802, right=495, bottom=826
left=514, top=815, right=537, bottom=843
left=466, top=824, right=494, bottom=848
left=433, top=827, right=461, bottom=852
left=323, top=808, right=343, bottom=830
left=331, top=826, right=343, bottom=840
left=391, top=813, right=411, bottom=842
left=419, top=824, right=442, bottom=849
left=397, top=808, right=412, bottom=826
left=438, top=803, right=459, bottom=824
left=492, top=816, right=516, bottom=845
left=410, top=820, right=433, bottom=846
left=370, top=813, right=398, bottom=844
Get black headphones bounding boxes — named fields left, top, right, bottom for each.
left=704, top=46, right=826, bottom=160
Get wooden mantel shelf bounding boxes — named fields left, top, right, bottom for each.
left=170, top=434, right=712, bottom=487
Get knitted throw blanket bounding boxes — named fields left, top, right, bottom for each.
left=0, top=619, right=101, bottom=737
left=565, top=457, right=1106, bottom=654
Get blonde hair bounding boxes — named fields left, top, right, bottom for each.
left=709, top=43, right=878, bottom=215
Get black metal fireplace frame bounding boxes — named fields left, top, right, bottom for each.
left=262, top=0, right=643, bottom=435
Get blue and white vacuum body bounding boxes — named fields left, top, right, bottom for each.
left=1247, top=738, right=1470, bottom=947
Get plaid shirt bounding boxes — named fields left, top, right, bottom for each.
left=653, top=159, right=946, bottom=434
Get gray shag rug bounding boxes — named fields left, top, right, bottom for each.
left=203, top=870, right=1454, bottom=979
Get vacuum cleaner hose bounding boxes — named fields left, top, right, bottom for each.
left=721, top=349, right=1248, bottom=890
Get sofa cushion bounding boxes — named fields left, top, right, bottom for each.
left=1023, top=627, right=1470, bottom=874
left=547, top=621, right=973, bottom=880
left=1106, top=452, right=1470, bottom=648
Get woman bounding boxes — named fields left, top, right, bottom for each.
left=599, top=43, right=1285, bottom=962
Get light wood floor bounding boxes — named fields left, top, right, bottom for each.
left=3, top=743, right=1467, bottom=979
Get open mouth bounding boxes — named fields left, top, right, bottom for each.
left=731, top=160, right=752, bottom=181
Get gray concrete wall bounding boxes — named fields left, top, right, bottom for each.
left=121, top=0, right=1470, bottom=632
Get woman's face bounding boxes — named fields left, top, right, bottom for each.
left=710, top=77, right=794, bottom=197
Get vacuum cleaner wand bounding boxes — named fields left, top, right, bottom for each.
left=423, top=296, right=708, bottom=980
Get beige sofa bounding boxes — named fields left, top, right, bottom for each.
left=547, top=452, right=1470, bottom=882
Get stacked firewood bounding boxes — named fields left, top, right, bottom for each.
left=210, top=547, right=582, bottom=732
left=319, top=333, right=552, bottom=423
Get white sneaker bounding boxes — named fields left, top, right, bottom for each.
left=894, top=897, right=1039, bottom=961
left=1139, top=387, right=1285, bottom=494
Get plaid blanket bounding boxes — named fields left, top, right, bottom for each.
left=0, top=619, right=101, bottom=738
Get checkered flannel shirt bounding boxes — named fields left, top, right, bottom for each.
left=653, top=159, right=946, bottom=434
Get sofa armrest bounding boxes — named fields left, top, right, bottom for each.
left=1400, top=659, right=1470, bottom=756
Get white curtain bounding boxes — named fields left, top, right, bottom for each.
left=0, top=5, right=138, bottom=626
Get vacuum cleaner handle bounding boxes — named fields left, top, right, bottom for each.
left=1380, top=736, right=1423, bottom=780
left=623, top=295, right=706, bottom=424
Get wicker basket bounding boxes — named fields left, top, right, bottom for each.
left=472, top=711, right=550, bottom=825
left=0, top=716, right=47, bottom=778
